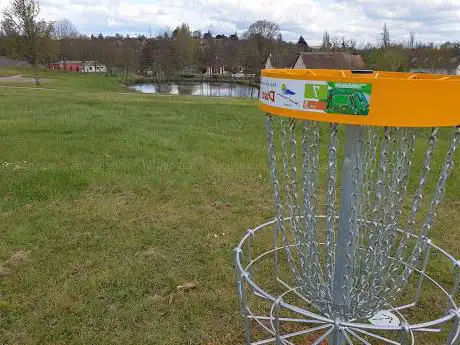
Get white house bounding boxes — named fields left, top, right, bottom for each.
left=82, top=61, right=107, bottom=73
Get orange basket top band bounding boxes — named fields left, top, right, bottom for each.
left=259, top=69, right=460, bottom=127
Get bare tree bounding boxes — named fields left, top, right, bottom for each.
left=53, top=18, right=78, bottom=39
left=113, top=39, right=136, bottom=82
left=321, top=31, right=331, bottom=51
left=1, top=0, right=54, bottom=83
left=192, top=30, right=201, bottom=39
left=52, top=18, right=79, bottom=72
left=381, top=23, right=391, bottom=48
left=246, top=20, right=279, bottom=40
left=245, top=20, right=280, bottom=68
left=409, top=31, right=415, bottom=49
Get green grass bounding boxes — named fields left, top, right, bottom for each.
left=0, top=70, right=459, bottom=344
left=0, top=81, right=272, bottom=344
left=0, top=66, right=127, bottom=92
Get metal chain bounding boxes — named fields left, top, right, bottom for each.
left=362, top=127, right=391, bottom=306
left=264, top=114, right=459, bottom=321
left=381, top=128, right=415, bottom=298
left=265, top=114, right=299, bottom=280
left=397, top=126, right=460, bottom=294
left=281, top=118, right=305, bottom=276
left=395, top=128, right=438, bottom=268
left=325, top=123, right=338, bottom=312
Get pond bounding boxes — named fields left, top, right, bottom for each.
left=129, top=81, right=259, bottom=99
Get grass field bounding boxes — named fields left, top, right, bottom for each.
left=0, top=70, right=272, bottom=345
left=0, top=67, right=127, bottom=91
left=1, top=68, right=460, bottom=344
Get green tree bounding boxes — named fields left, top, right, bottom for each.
left=172, top=23, right=199, bottom=71
left=367, top=46, right=408, bottom=71
left=297, top=35, right=309, bottom=51
left=1, top=0, right=55, bottom=83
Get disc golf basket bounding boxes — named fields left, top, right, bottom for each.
left=234, top=69, right=460, bottom=345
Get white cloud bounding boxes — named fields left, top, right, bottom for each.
left=1, top=0, right=460, bottom=44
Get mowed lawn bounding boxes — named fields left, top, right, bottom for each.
left=1, top=72, right=460, bottom=345
left=0, top=80, right=274, bottom=344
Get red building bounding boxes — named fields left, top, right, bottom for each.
left=48, top=61, right=82, bottom=72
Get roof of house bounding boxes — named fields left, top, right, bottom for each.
left=53, top=60, right=82, bottom=64
left=266, top=53, right=299, bottom=68
left=297, top=52, right=366, bottom=69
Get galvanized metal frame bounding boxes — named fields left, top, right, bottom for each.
left=235, top=117, right=459, bottom=344
left=234, top=216, right=460, bottom=345
left=237, top=62, right=459, bottom=344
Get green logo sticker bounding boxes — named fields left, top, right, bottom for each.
left=305, top=84, right=328, bottom=101
left=303, top=82, right=372, bottom=116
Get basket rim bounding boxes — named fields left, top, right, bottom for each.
left=259, top=69, right=460, bottom=127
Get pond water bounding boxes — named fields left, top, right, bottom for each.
left=129, top=81, right=259, bottom=98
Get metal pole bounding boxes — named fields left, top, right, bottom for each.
left=332, top=125, right=364, bottom=344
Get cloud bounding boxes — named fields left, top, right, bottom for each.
left=1, top=0, right=460, bottom=44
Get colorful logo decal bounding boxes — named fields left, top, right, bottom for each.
left=304, top=82, right=371, bottom=116
left=261, top=91, right=276, bottom=102
left=259, top=77, right=372, bottom=116
left=281, top=83, right=296, bottom=96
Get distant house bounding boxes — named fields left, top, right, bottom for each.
left=232, top=65, right=245, bottom=74
left=82, top=61, right=107, bottom=73
left=49, top=61, right=82, bottom=72
left=48, top=61, right=107, bottom=73
left=204, top=57, right=227, bottom=76
left=265, top=53, right=299, bottom=69
left=293, top=52, right=366, bottom=70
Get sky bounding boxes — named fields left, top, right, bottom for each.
left=1, top=0, right=460, bottom=45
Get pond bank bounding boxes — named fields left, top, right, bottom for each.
left=129, top=81, right=259, bottom=98
left=126, top=76, right=260, bottom=89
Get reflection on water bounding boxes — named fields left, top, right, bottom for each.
left=129, top=82, right=259, bottom=98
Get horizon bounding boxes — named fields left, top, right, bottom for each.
left=1, top=0, right=460, bottom=46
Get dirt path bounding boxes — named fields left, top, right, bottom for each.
left=0, top=74, right=51, bottom=84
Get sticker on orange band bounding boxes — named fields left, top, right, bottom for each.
left=260, top=77, right=372, bottom=116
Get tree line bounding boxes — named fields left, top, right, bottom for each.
left=1, top=0, right=460, bottom=80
